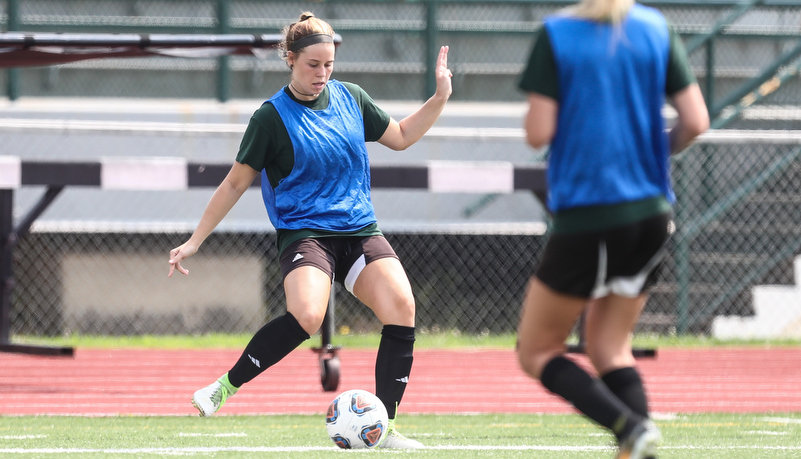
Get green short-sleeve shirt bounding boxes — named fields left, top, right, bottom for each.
left=519, top=25, right=696, bottom=100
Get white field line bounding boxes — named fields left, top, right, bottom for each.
left=2, top=445, right=801, bottom=454
left=762, top=417, right=801, bottom=425
left=744, top=431, right=788, bottom=435
left=0, top=435, right=47, bottom=440
left=177, top=432, right=247, bottom=437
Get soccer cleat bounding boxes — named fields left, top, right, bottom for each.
left=378, top=420, right=424, bottom=449
left=191, top=374, right=238, bottom=417
left=617, top=419, right=661, bottom=459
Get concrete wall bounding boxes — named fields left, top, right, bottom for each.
left=62, top=252, right=266, bottom=334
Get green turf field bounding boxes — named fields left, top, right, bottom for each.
left=13, top=331, right=801, bottom=350
left=1, top=413, right=800, bottom=458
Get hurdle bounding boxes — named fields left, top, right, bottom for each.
left=0, top=157, right=548, bottom=386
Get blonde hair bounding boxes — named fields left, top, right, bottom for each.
left=568, top=0, right=634, bottom=24
left=278, top=12, right=335, bottom=60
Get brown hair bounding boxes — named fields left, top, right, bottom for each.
left=279, top=12, right=335, bottom=60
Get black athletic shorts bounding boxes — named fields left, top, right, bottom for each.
left=535, top=212, right=671, bottom=299
left=279, top=235, right=399, bottom=294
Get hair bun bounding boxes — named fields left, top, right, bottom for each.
left=299, top=12, right=315, bottom=22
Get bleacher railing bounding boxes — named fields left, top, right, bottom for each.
left=4, top=0, right=801, bottom=110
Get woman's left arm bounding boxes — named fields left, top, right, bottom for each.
left=378, top=46, right=452, bottom=151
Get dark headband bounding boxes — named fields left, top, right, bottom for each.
left=289, top=33, right=334, bottom=53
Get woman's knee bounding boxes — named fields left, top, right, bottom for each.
left=394, top=291, right=416, bottom=316
left=379, top=292, right=416, bottom=326
left=585, top=343, right=636, bottom=374
left=287, top=307, right=326, bottom=335
left=283, top=266, right=333, bottom=335
left=517, top=341, right=562, bottom=381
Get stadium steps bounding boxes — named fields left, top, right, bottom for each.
left=649, top=184, right=801, bottom=333
left=645, top=282, right=752, bottom=334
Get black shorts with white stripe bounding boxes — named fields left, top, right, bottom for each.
left=535, top=212, right=671, bottom=299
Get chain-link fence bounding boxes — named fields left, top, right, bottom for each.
left=1, top=122, right=801, bottom=340
left=662, top=132, right=801, bottom=337
left=2, top=0, right=801, bottom=341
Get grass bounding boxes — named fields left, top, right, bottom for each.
left=11, top=331, right=801, bottom=350
left=1, top=413, right=800, bottom=458
left=4, top=333, right=800, bottom=457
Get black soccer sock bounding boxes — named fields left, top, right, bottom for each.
left=601, top=366, right=649, bottom=419
left=375, top=325, right=415, bottom=420
left=227, top=312, right=311, bottom=388
left=540, top=356, right=642, bottom=441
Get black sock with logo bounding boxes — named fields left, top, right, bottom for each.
left=375, top=325, right=415, bottom=420
left=227, top=312, right=310, bottom=388
left=540, top=356, right=641, bottom=441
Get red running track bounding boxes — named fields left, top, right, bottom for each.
left=0, top=347, right=799, bottom=416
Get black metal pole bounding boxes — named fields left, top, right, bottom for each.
left=321, top=284, right=335, bottom=348
left=0, top=186, right=73, bottom=356
left=6, top=0, right=20, bottom=101
left=0, top=189, right=13, bottom=343
left=216, top=0, right=230, bottom=102
left=424, top=0, right=439, bottom=100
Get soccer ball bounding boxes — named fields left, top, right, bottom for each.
left=325, top=389, right=388, bottom=449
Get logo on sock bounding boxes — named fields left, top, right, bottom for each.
left=248, top=354, right=261, bottom=368
left=292, top=253, right=304, bottom=262
left=395, top=376, right=409, bottom=384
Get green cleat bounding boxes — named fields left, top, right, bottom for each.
left=378, top=420, right=425, bottom=449
left=191, top=374, right=238, bottom=417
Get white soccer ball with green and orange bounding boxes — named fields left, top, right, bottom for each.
left=325, top=389, right=388, bottom=449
